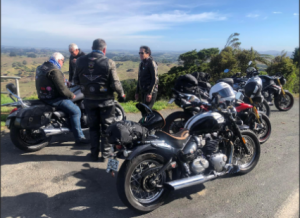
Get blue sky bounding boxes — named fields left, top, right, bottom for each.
left=2, top=0, right=299, bottom=52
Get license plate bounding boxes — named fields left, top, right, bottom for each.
left=107, top=158, right=119, bottom=172
left=5, top=119, right=11, bottom=127
left=168, top=98, right=175, bottom=104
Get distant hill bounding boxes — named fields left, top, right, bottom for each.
left=258, top=50, right=293, bottom=57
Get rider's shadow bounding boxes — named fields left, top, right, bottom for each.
left=1, top=163, right=143, bottom=218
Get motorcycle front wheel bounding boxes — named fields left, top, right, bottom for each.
left=163, top=111, right=191, bottom=134
left=10, top=124, right=51, bottom=152
left=274, top=91, right=294, bottom=111
left=258, top=99, right=271, bottom=117
left=114, top=102, right=126, bottom=121
left=117, top=153, right=170, bottom=212
left=233, top=130, right=261, bottom=175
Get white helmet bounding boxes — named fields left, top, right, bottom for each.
left=209, top=82, right=236, bottom=102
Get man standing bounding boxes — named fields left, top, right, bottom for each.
left=69, top=43, right=85, bottom=84
left=135, top=46, right=158, bottom=109
left=74, top=39, right=125, bottom=162
left=35, top=52, right=89, bottom=145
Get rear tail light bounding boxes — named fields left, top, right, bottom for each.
left=116, top=145, right=123, bottom=150
left=10, top=108, right=18, bottom=114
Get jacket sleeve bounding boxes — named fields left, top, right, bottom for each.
left=69, top=57, right=73, bottom=83
left=48, top=70, right=74, bottom=99
left=148, top=59, right=158, bottom=95
left=108, top=59, right=125, bottom=97
left=136, top=63, right=141, bottom=94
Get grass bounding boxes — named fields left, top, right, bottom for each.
left=120, top=100, right=179, bottom=113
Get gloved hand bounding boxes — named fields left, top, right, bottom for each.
left=118, top=94, right=126, bottom=102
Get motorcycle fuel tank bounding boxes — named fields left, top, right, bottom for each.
left=184, top=111, right=225, bottom=135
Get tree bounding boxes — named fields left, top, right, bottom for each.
left=197, top=48, right=219, bottom=62
left=9, top=51, right=17, bottom=57
left=12, top=62, right=17, bottom=68
left=23, top=60, right=27, bottom=65
left=224, top=33, right=241, bottom=49
left=292, top=47, right=299, bottom=67
left=27, top=53, right=37, bottom=58
left=178, top=50, right=198, bottom=68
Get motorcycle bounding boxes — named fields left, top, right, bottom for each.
left=217, top=65, right=271, bottom=117
left=105, top=95, right=260, bottom=212
left=2, top=83, right=125, bottom=152
left=259, top=72, right=294, bottom=111
left=164, top=81, right=271, bottom=144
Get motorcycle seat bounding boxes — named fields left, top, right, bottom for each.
left=155, top=129, right=190, bottom=149
left=216, top=78, right=234, bottom=87
left=23, top=99, right=45, bottom=106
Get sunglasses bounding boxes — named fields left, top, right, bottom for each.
left=60, top=59, right=65, bottom=63
left=139, top=52, right=147, bottom=55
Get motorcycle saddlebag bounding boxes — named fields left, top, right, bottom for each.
left=105, top=121, right=149, bottom=146
left=174, top=74, right=200, bottom=96
left=14, top=105, right=53, bottom=129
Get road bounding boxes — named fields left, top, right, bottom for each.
left=1, top=99, right=299, bottom=218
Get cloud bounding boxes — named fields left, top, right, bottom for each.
left=246, top=13, right=260, bottom=18
left=2, top=0, right=227, bottom=42
left=273, top=12, right=282, bottom=14
left=294, top=13, right=299, bottom=16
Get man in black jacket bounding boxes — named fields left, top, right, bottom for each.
left=74, top=39, right=125, bottom=162
left=135, top=46, right=158, bottom=109
left=69, top=43, right=85, bottom=84
left=36, top=52, right=89, bottom=145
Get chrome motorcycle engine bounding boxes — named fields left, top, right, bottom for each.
left=209, top=153, right=227, bottom=172
left=190, top=157, right=209, bottom=174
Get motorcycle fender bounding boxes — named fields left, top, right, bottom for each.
left=126, top=144, right=173, bottom=161
left=7, top=110, right=18, bottom=119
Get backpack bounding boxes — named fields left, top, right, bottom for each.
left=105, top=121, right=149, bottom=146
left=174, top=74, right=200, bottom=96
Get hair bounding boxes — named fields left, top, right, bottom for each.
left=69, top=43, right=78, bottom=50
left=140, top=46, right=152, bottom=56
left=92, top=39, right=107, bottom=51
left=50, top=52, right=64, bottom=62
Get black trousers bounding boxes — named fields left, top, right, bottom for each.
left=141, top=92, right=157, bottom=109
left=84, top=99, right=115, bottom=157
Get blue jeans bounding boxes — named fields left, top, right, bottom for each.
left=44, top=98, right=85, bottom=140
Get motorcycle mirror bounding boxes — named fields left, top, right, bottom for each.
left=224, top=69, right=230, bottom=73
left=248, top=61, right=252, bottom=65
left=6, top=83, right=17, bottom=95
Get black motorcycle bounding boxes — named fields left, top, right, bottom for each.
left=217, top=67, right=271, bottom=117
left=259, top=72, right=294, bottom=111
left=105, top=96, right=260, bottom=212
left=2, top=83, right=125, bottom=152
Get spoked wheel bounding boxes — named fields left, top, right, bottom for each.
left=256, top=114, right=272, bottom=144
left=117, top=153, right=169, bottom=212
left=275, top=92, right=294, bottom=111
left=163, top=112, right=191, bottom=134
left=114, top=102, right=126, bottom=121
left=10, top=124, right=51, bottom=152
left=232, top=130, right=260, bottom=174
left=257, top=100, right=271, bottom=117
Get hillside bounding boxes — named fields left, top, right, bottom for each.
left=0, top=54, right=177, bottom=98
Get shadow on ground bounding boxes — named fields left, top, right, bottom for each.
left=1, top=130, right=206, bottom=218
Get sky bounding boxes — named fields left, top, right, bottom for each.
left=1, top=0, right=299, bottom=52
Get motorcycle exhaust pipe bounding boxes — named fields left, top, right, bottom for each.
left=43, top=127, right=70, bottom=136
left=164, top=174, right=217, bottom=191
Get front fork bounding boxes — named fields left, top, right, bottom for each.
left=248, top=98, right=261, bottom=124
left=277, top=78, right=286, bottom=96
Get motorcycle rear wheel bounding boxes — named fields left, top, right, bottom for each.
left=10, top=124, right=51, bottom=152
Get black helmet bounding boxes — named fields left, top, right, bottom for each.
left=244, top=77, right=262, bottom=99
left=136, top=103, right=165, bottom=130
